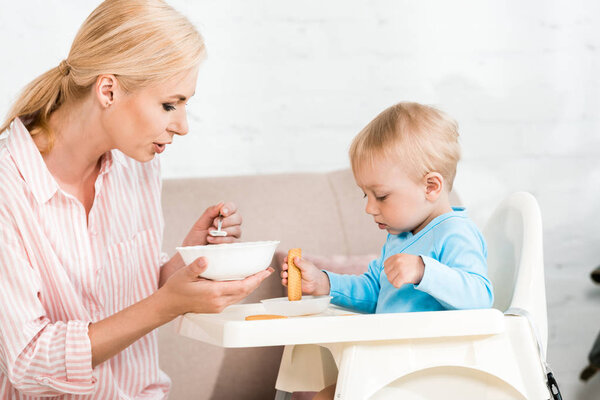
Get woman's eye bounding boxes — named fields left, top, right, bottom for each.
left=362, top=193, right=367, bottom=199
left=162, top=103, right=176, bottom=111
left=376, top=195, right=388, bottom=201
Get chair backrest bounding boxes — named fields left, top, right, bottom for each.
left=483, top=192, right=548, bottom=353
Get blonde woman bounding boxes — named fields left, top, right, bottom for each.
left=0, top=0, right=273, bottom=398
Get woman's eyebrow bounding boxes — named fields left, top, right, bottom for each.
left=167, top=92, right=195, bottom=101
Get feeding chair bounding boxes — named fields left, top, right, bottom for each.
left=273, top=192, right=557, bottom=399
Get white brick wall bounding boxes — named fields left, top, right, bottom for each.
left=1, top=0, right=599, bottom=397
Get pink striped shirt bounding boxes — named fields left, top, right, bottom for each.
left=0, top=119, right=171, bottom=399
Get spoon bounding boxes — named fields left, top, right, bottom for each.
left=209, top=217, right=227, bottom=237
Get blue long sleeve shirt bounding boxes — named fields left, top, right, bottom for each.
left=324, top=208, right=494, bottom=314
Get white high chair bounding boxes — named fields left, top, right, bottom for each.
left=273, top=192, right=554, bottom=399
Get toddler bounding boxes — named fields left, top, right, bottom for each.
left=281, top=101, right=493, bottom=312
left=281, top=103, right=493, bottom=313
left=280, top=102, right=494, bottom=398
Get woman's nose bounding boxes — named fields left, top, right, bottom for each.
left=170, top=110, right=189, bottom=136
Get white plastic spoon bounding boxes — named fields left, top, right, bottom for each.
left=209, top=217, right=227, bottom=237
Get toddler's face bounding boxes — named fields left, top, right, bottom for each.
left=354, top=157, right=432, bottom=235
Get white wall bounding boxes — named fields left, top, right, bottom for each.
left=1, top=0, right=599, bottom=398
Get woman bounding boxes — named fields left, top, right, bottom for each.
left=0, top=0, right=272, bottom=398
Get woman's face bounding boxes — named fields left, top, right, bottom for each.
left=103, top=66, right=199, bottom=162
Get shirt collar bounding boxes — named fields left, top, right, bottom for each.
left=6, top=118, right=127, bottom=204
left=97, top=149, right=127, bottom=178
left=6, top=118, right=59, bottom=204
left=392, top=207, right=468, bottom=241
left=109, top=148, right=128, bottom=168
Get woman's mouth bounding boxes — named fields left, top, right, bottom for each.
left=153, top=142, right=167, bottom=154
left=377, top=222, right=387, bottom=230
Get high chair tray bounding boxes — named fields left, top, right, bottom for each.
left=176, top=303, right=504, bottom=348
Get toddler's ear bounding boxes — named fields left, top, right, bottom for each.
left=424, top=172, right=444, bottom=200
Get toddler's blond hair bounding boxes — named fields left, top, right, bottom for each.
left=349, top=102, right=461, bottom=191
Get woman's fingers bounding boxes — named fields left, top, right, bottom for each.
left=222, top=225, right=242, bottom=239
left=206, top=234, right=236, bottom=244
left=214, top=212, right=242, bottom=229
left=213, top=203, right=241, bottom=228
left=197, top=203, right=224, bottom=230
left=188, top=257, right=208, bottom=279
left=208, top=203, right=242, bottom=242
left=219, top=202, right=237, bottom=219
left=211, top=216, right=242, bottom=239
left=218, top=271, right=272, bottom=305
left=212, top=268, right=272, bottom=297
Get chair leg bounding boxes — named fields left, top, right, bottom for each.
left=274, top=390, right=292, bottom=400
left=276, top=344, right=338, bottom=392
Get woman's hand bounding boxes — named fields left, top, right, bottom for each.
left=280, top=255, right=330, bottom=296
left=90, top=257, right=272, bottom=367
left=159, top=257, right=273, bottom=316
left=182, top=202, right=242, bottom=246
left=160, top=202, right=242, bottom=287
left=182, top=202, right=242, bottom=247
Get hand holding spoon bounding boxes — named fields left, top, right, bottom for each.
left=209, top=216, right=227, bottom=237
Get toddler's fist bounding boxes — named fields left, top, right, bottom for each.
left=383, top=253, right=425, bottom=288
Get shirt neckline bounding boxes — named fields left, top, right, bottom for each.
left=6, top=118, right=123, bottom=204
left=393, top=207, right=467, bottom=243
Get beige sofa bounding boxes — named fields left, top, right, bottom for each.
left=158, top=169, right=459, bottom=399
left=158, top=169, right=386, bottom=399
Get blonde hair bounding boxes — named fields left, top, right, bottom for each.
left=349, top=102, right=461, bottom=191
left=0, top=0, right=205, bottom=153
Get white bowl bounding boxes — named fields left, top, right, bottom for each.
left=176, top=240, right=280, bottom=281
left=260, top=295, right=332, bottom=316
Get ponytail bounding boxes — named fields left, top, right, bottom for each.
left=0, top=63, right=74, bottom=152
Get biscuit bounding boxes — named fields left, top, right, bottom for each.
left=287, top=248, right=302, bottom=301
left=245, top=314, right=288, bottom=321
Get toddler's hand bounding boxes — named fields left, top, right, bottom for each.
left=280, top=256, right=330, bottom=296
left=383, top=254, right=425, bottom=288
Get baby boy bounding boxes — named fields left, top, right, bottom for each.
left=280, top=102, right=493, bottom=314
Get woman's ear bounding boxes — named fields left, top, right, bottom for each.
left=95, top=74, right=118, bottom=108
left=424, top=172, right=444, bottom=201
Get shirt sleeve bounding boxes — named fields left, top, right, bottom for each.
left=323, top=246, right=385, bottom=314
left=0, top=211, right=95, bottom=396
left=414, top=227, right=494, bottom=310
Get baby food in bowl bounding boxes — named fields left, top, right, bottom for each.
left=176, top=240, right=280, bottom=281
